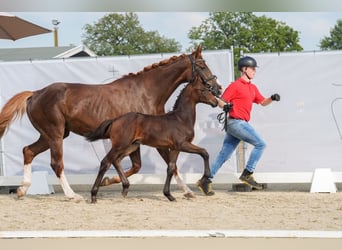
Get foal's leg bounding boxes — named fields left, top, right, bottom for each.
left=157, top=148, right=195, bottom=198
left=91, top=149, right=130, bottom=203
left=178, top=142, right=211, bottom=181
left=101, top=147, right=195, bottom=199
left=91, top=151, right=113, bottom=203
left=112, top=159, right=130, bottom=198
left=163, top=150, right=179, bottom=201
left=100, top=147, right=141, bottom=186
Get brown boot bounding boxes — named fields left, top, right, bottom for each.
left=196, top=177, right=215, bottom=196
left=239, top=169, right=263, bottom=190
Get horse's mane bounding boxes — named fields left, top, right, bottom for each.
left=122, top=53, right=188, bottom=78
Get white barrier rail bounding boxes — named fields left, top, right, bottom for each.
left=2, top=229, right=342, bottom=239
left=1, top=172, right=342, bottom=186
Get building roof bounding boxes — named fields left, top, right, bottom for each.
left=54, top=45, right=97, bottom=58
left=0, top=44, right=96, bottom=62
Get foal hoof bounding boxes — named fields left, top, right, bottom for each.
left=165, top=194, right=176, bottom=202
left=122, top=189, right=129, bottom=198
left=168, top=196, right=176, bottom=202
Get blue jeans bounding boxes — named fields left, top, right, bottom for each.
left=210, top=119, right=266, bottom=179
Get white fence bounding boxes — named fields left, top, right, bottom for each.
left=0, top=50, right=235, bottom=179
left=1, top=49, right=342, bottom=189
left=248, top=50, right=342, bottom=173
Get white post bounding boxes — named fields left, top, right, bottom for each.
left=310, top=168, right=337, bottom=193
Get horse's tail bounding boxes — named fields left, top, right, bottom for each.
left=85, top=119, right=114, bottom=142
left=0, top=91, right=34, bottom=138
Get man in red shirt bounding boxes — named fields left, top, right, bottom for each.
left=197, top=56, right=280, bottom=195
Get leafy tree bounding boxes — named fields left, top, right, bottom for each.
left=82, top=13, right=181, bottom=56
left=320, top=19, right=342, bottom=50
left=188, top=12, right=303, bottom=73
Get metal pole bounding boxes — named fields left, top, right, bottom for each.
left=236, top=49, right=246, bottom=173
left=53, top=27, right=58, bottom=47
left=52, top=19, right=60, bottom=47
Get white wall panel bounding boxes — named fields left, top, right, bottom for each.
left=0, top=50, right=234, bottom=176
left=246, top=51, right=342, bottom=172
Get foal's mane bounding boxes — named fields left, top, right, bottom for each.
left=122, top=53, right=188, bottom=78
left=172, top=77, right=199, bottom=111
left=172, top=85, right=188, bottom=111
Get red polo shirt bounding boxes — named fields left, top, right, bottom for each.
left=221, top=77, right=265, bottom=121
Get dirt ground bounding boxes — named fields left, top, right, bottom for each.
left=1, top=184, right=342, bottom=231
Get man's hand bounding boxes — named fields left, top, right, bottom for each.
left=223, top=103, right=233, bottom=112
left=271, top=94, right=280, bottom=101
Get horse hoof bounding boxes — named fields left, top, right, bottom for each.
left=17, top=187, right=25, bottom=198
left=66, top=194, right=84, bottom=203
left=74, top=193, right=84, bottom=200
left=184, top=192, right=196, bottom=199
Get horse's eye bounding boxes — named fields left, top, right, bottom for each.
left=196, top=62, right=206, bottom=69
left=199, top=63, right=206, bottom=69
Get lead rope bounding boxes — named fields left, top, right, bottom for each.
left=217, top=109, right=228, bottom=132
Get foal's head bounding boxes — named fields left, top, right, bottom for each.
left=191, top=76, right=218, bottom=108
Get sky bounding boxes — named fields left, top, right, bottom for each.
left=0, top=12, right=341, bottom=52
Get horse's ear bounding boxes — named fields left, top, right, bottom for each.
left=193, top=44, right=202, bottom=57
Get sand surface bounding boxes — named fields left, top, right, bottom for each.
left=1, top=184, right=341, bottom=231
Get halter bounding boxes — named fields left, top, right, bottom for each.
left=189, top=54, right=218, bottom=96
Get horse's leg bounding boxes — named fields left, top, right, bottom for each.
left=17, top=136, right=49, bottom=198
left=157, top=148, right=195, bottom=198
left=49, top=137, right=83, bottom=201
left=163, top=150, right=179, bottom=201
left=100, top=147, right=141, bottom=186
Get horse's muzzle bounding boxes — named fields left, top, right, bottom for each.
left=210, top=87, right=222, bottom=98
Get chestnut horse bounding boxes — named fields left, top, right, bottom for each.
left=86, top=75, right=218, bottom=202
left=0, top=46, right=221, bottom=201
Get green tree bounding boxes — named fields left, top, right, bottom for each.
left=188, top=12, right=303, bottom=72
left=320, top=19, right=342, bottom=50
left=82, top=13, right=181, bottom=56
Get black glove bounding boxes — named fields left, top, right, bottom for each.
left=271, top=93, right=280, bottom=101
left=223, top=103, right=233, bottom=112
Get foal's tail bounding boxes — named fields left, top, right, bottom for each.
left=0, top=91, right=34, bottom=138
left=85, top=119, right=114, bottom=142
